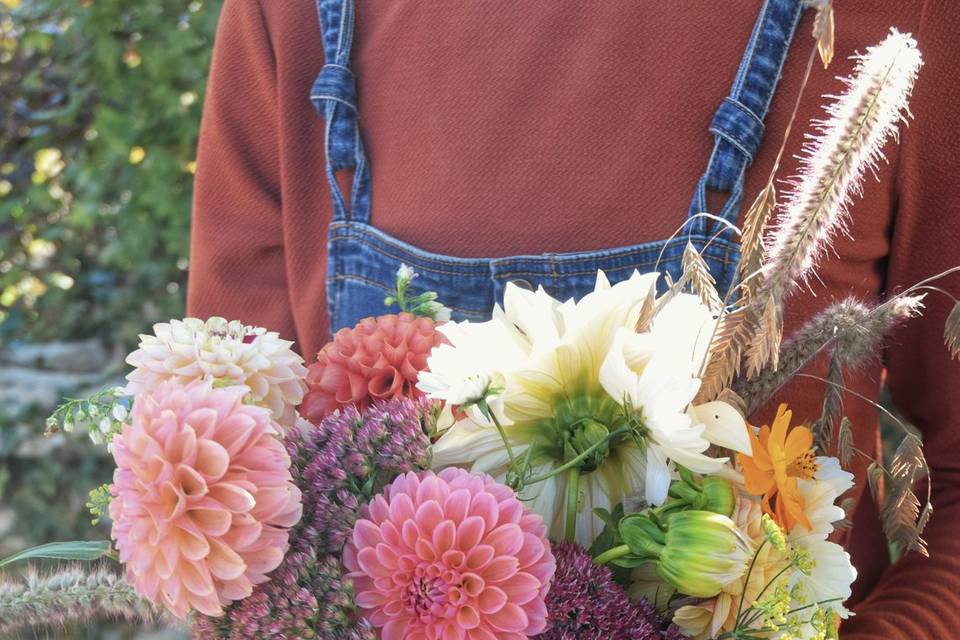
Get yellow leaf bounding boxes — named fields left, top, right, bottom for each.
left=129, top=146, right=146, bottom=165
left=34, top=147, right=64, bottom=179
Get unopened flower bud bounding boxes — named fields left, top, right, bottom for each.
left=567, top=419, right=610, bottom=472
left=692, top=476, right=736, bottom=517
left=656, top=510, right=752, bottom=598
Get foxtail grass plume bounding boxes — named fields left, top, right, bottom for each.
left=764, top=29, right=922, bottom=294
left=733, top=294, right=924, bottom=413
left=0, top=565, right=153, bottom=635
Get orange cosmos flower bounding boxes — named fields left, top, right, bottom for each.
left=737, top=404, right=819, bottom=532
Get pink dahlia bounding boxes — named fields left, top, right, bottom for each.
left=344, top=468, right=556, bottom=640
left=109, top=379, right=302, bottom=619
left=301, top=313, right=444, bottom=422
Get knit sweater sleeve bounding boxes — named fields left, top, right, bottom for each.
left=186, top=0, right=297, bottom=343
left=842, top=2, right=960, bottom=637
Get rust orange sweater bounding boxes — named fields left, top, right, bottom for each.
left=187, top=2, right=960, bottom=637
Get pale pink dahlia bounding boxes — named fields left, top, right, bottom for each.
left=109, top=379, right=302, bottom=619
left=302, top=313, right=444, bottom=422
left=344, top=468, right=556, bottom=640
left=125, top=317, right=307, bottom=427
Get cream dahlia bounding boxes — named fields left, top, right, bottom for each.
left=302, top=313, right=444, bottom=422
left=426, top=271, right=751, bottom=545
left=124, top=317, right=307, bottom=427
left=343, top=468, right=556, bottom=640
left=109, top=379, right=302, bottom=618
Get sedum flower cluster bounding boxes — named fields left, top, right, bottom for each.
left=194, top=397, right=433, bottom=638
left=537, top=542, right=683, bottom=640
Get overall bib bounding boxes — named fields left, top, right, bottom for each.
left=311, top=0, right=806, bottom=333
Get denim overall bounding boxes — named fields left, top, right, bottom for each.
left=311, top=0, right=806, bottom=333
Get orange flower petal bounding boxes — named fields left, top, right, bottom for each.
left=783, top=425, right=814, bottom=462
left=769, top=404, right=792, bottom=449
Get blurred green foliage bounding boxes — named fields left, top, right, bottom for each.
left=0, top=0, right=222, bottom=348
left=0, top=2, right=221, bottom=635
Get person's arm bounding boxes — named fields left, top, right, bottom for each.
left=186, top=0, right=295, bottom=341
left=842, top=2, right=960, bottom=637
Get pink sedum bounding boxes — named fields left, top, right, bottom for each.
left=344, top=468, right=556, bottom=640
left=109, top=379, right=302, bottom=619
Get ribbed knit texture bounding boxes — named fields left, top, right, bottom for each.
left=187, top=2, right=960, bottom=637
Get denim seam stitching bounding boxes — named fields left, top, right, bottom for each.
left=330, top=225, right=739, bottom=270
left=725, top=97, right=765, bottom=129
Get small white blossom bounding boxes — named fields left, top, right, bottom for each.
left=397, top=264, right=417, bottom=282
left=98, top=417, right=113, bottom=434
left=429, top=301, right=453, bottom=322
left=111, top=404, right=128, bottom=422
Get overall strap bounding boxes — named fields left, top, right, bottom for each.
left=688, top=0, right=806, bottom=234
left=311, top=0, right=371, bottom=223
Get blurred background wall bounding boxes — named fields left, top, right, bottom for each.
left=0, top=1, right=223, bottom=636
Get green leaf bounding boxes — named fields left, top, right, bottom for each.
left=588, top=503, right=625, bottom=558
left=588, top=504, right=633, bottom=585
left=0, top=540, right=112, bottom=569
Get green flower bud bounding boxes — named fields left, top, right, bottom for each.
left=656, top=510, right=752, bottom=598
left=567, top=419, right=611, bottom=472
left=619, top=513, right=667, bottom=558
left=667, top=474, right=736, bottom=517
left=691, top=476, right=736, bottom=517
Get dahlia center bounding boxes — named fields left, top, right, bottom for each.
left=523, top=394, right=640, bottom=473
left=402, top=564, right=479, bottom=621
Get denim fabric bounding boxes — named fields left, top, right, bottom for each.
left=311, top=0, right=806, bottom=333
left=692, top=0, right=805, bottom=235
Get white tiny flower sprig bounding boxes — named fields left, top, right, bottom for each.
left=45, top=386, right=129, bottom=447
left=385, top=264, right=452, bottom=321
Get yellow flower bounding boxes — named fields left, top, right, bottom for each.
left=738, top=404, right=819, bottom=532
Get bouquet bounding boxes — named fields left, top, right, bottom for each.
left=3, top=16, right=957, bottom=640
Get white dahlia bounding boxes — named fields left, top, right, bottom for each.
left=125, top=317, right=307, bottom=427
left=423, top=271, right=751, bottom=546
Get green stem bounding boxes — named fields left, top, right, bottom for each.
left=593, top=544, right=632, bottom=565
left=740, top=563, right=795, bottom=629
left=651, top=499, right=689, bottom=519
left=525, top=426, right=630, bottom=485
left=486, top=405, right=518, bottom=468
left=564, top=467, right=580, bottom=542
left=734, top=539, right=767, bottom=626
